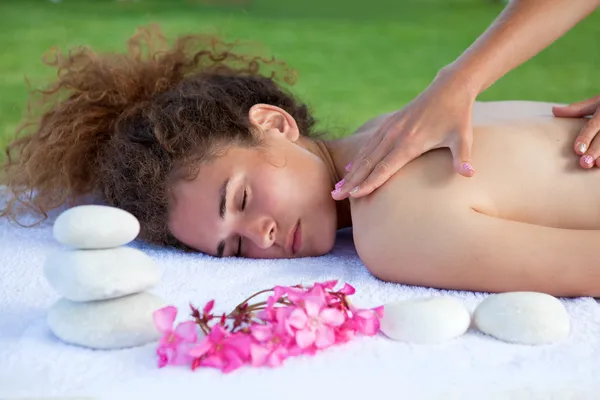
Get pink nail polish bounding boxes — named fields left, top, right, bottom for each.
left=331, top=188, right=341, bottom=196
left=345, top=163, right=352, bottom=172
left=335, top=179, right=345, bottom=188
left=462, top=163, right=474, bottom=173
left=582, top=155, right=594, bottom=165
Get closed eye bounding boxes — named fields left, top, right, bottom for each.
left=241, top=189, right=247, bottom=211
left=235, top=189, right=248, bottom=257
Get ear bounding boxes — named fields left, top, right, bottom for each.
left=248, top=104, right=300, bottom=142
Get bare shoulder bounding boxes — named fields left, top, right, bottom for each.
left=472, top=100, right=564, bottom=124
left=352, top=101, right=563, bottom=137
left=349, top=148, right=474, bottom=282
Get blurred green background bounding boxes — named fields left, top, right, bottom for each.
left=0, top=0, right=598, bottom=156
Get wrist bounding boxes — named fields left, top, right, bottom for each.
left=436, top=63, right=482, bottom=101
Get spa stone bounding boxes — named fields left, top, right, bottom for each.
left=380, top=296, right=470, bottom=344
left=47, top=292, right=167, bottom=350
left=44, top=247, right=162, bottom=302
left=473, top=291, right=570, bottom=345
left=53, top=205, right=140, bottom=249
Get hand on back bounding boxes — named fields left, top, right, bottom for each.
left=553, top=95, right=600, bottom=168
left=332, top=70, right=477, bottom=200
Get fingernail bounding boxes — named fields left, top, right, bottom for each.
left=331, top=188, right=341, bottom=196
left=461, top=162, right=474, bottom=173
left=582, top=155, right=594, bottom=165
left=349, top=186, right=359, bottom=196
left=577, top=143, right=587, bottom=153
left=345, top=163, right=352, bottom=172
left=335, top=179, right=345, bottom=188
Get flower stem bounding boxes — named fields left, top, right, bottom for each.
left=234, top=288, right=274, bottom=310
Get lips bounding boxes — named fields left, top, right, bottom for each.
left=292, top=221, right=302, bottom=255
left=286, top=220, right=302, bottom=256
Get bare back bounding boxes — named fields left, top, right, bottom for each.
left=350, top=101, right=600, bottom=296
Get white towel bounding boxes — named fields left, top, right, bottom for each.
left=1, top=212, right=600, bottom=400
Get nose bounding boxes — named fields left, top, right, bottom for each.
left=242, top=216, right=276, bottom=249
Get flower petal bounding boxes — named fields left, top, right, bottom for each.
left=319, top=280, right=338, bottom=290
left=267, top=347, right=288, bottom=368
left=272, top=286, right=287, bottom=302
left=287, top=308, right=308, bottom=329
left=314, top=326, right=335, bottom=349
left=250, top=343, right=271, bottom=367
left=354, top=309, right=381, bottom=335
left=202, top=299, right=215, bottom=315
left=303, top=298, right=322, bottom=318
left=208, top=324, right=227, bottom=342
left=319, top=308, right=345, bottom=327
left=225, top=333, right=252, bottom=359
left=174, top=321, right=198, bottom=343
left=372, top=305, right=384, bottom=319
left=199, top=354, right=226, bottom=370
left=335, top=327, right=355, bottom=344
left=153, top=306, right=177, bottom=333
left=156, top=346, right=173, bottom=368
left=285, top=286, right=307, bottom=303
left=171, top=344, right=196, bottom=366
left=188, top=337, right=213, bottom=358
left=340, top=283, right=356, bottom=295
left=305, top=285, right=327, bottom=309
left=158, top=334, right=177, bottom=348
left=250, top=324, right=273, bottom=342
left=295, top=329, right=316, bottom=349
left=222, top=349, right=245, bottom=373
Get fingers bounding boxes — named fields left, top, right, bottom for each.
left=332, top=115, right=400, bottom=200
left=575, top=110, right=600, bottom=168
left=553, top=95, right=600, bottom=118
left=332, top=134, right=403, bottom=200
left=337, top=146, right=421, bottom=199
left=336, top=134, right=383, bottom=195
left=451, top=120, right=475, bottom=177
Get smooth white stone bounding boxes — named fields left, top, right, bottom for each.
left=473, top=292, right=570, bottom=345
left=380, top=296, right=471, bottom=344
left=44, top=247, right=162, bottom=301
left=53, top=205, right=140, bottom=249
left=47, top=292, right=167, bottom=349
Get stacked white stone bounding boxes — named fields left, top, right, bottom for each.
left=45, top=205, right=166, bottom=350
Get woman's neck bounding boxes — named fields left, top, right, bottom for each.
left=300, top=131, right=371, bottom=229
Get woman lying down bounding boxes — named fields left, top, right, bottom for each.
left=2, top=27, right=598, bottom=297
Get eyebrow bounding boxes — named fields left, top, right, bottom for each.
left=216, top=178, right=230, bottom=258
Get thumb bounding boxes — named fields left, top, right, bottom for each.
left=451, top=126, right=475, bottom=178
left=553, top=96, right=600, bottom=118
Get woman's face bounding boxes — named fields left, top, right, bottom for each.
left=168, top=105, right=338, bottom=258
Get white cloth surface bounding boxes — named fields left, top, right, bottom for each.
left=1, top=215, right=600, bottom=400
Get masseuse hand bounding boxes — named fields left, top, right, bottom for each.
left=552, top=95, right=600, bottom=168
left=331, top=0, right=600, bottom=200
left=332, top=70, right=476, bottom=200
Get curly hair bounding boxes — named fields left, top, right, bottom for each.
left=0, top=25, right=320, bottom=250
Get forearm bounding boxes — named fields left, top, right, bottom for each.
left=443, top=0, right=600, bottom=96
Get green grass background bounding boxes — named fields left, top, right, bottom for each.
left=0, top=0, right=598, bottom=155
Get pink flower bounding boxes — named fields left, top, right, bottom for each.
left=334, top=320, right=357, bottom=344
left=153, top=306, right=198, bottom=367
left=249, top=322, right=294, bottom=367
left=154, top=281, right=383, bottom=374
left=189, top=324, right=251, bottom=373
left=349, top=307, right=381, bottom=336
left=339, top=283, right=356, bottom=295
left=286, top=296, right=346, bottom=349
